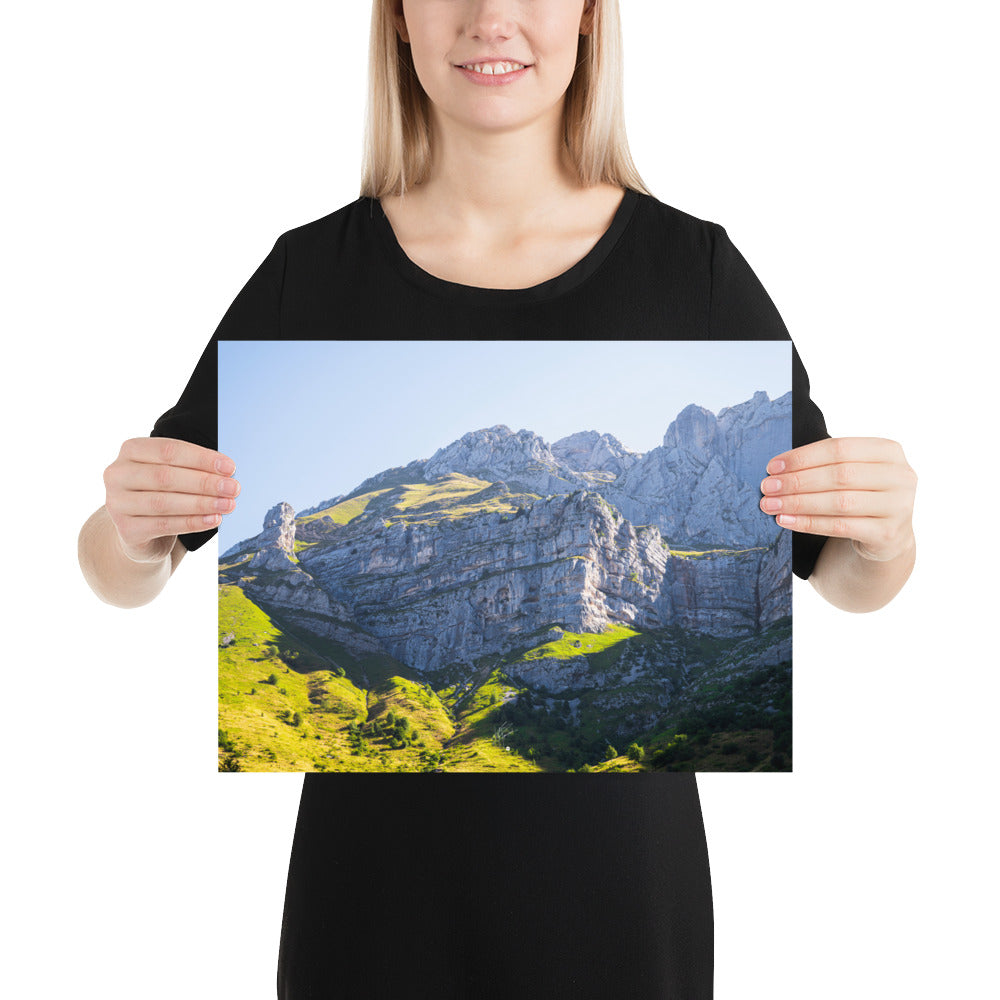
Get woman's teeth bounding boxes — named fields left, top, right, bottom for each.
left=461, top=62, right=526, bottom=75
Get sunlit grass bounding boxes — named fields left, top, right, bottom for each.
left=298, top=488, right=393, bottom=526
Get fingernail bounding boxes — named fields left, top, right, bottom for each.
left=762, top=478, right=782, bottom=493
left=768, top=459, right=785, bottom=474
left=216, top=458, right=236, bottom=475
left=777, top=514, right=796, bottom=526
left=761, top=497, right=782, bottom=512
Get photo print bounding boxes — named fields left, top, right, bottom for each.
left=218, top=340, right=793, bottom=773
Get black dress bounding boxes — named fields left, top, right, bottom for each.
left=151, top=187, right=830, bottom=998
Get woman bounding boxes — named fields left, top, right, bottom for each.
left=79, top=1, right=917, bottom=996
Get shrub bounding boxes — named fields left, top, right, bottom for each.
left=266, top=673, right=279, bottom=685
left=626, top=742, right=643, bottom=762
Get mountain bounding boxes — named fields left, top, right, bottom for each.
left=218, top=390, right=794, bottom=774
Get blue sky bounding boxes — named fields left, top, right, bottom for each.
left=217, top=339, right=790, bottom=552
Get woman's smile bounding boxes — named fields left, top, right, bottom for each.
left=454, top=61, right=532, bottom=85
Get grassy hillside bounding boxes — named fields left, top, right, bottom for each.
left=219, top=584, right=791, bottom=773
left=218, top=585, right=539, bottom=772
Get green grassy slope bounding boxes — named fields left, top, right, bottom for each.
left=219, top=583, right=791, bottom=773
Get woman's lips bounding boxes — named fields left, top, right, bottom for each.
left=455, top=64, right=531, bottom=86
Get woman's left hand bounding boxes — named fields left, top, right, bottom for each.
left=760, top=437, right=917, bottom=563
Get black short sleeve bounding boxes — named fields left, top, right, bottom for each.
left=709, top=223, right=831, bottom=580
left=149, top=232, right=286, bottom=552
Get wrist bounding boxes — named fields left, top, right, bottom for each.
left=115, top=528, right=175, bottom=566
left=812, top=533, right=916, bottom=613
left=850, top=527, right=916, bottom=564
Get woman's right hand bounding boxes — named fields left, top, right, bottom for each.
left=103, top=437, right=240, bottom=563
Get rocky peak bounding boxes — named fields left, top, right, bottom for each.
left=245, top=502, right=297, bottom=571
left=220, top=501, right=298, bottom=568
left=551, top=430, right=641, bottom=476
left=662, top=404, right=720, bottom=460
left=424, top=424, right=579, bottom=495
left=718, top=390, right=793, bottom=485
left=427, top=425, right=555, bottom=474
left=260, top=502, right=296, bottom=549
left=612, top=391, right=792, bottom=548
left=717, top=388, right=787, bottom=426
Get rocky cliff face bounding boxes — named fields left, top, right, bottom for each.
left=606, top=390, right=793, bottom=548
left=219, top=391, right=792, bottom=714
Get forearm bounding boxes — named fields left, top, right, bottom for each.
left=808, top=533, right=916, bottom=613
left=78, top=506, right=187, bottom=609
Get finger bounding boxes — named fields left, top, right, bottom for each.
left=760, top=490, right=895, bottom=519
left=111, top=460, right=241, bottom=500
left=766, top=437, right=904, bottom=476
left=121, top=437, right=236, bottom=476
left=761, top=462, right=912, bottom=497
left=117, top=511, right=226, bottom=547
left=114, top=489, right=239, bottom=518
left=773, top=512, right=887, bottom=545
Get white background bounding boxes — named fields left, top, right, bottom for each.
left=5, top=2, right=996, bottom=997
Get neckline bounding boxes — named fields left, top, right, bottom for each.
left=368, top=187, right=639, bottom=306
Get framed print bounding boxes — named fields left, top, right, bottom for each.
left=218, top=340, right=792, bottom=773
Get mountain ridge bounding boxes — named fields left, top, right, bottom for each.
left=218, top=390, right=794, bottom=772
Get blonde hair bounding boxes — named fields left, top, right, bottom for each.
left=360, top=0, right=652, bottom=199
